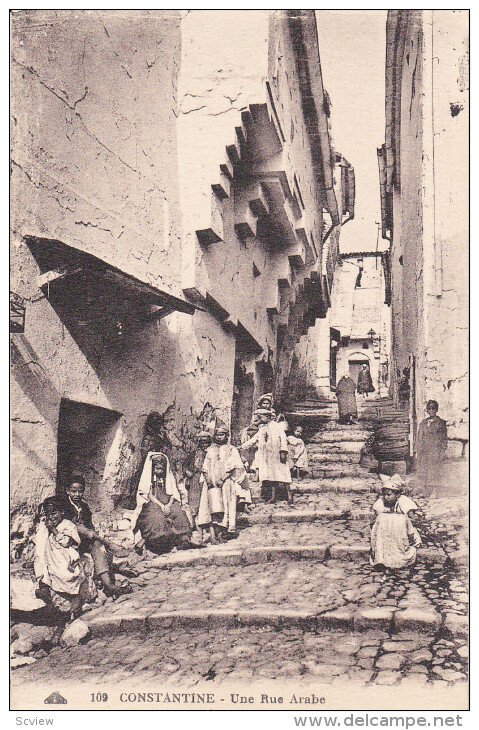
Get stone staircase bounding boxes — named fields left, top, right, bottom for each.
left=12, top=394, right=468, bottom=691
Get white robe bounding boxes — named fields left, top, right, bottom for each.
left=370, top=495, right=421, bottom=568
left=241, top=421, right=292, bottom=484
left=34, top=519, right=84, bottom=595
left=198, top=443, right=251, bottom=530
left=287, top=435, right=309, bottom=470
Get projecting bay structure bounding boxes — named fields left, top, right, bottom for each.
left=11, top=10, right=354, bottom=515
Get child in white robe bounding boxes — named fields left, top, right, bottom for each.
left=287, top=425, right=309, bottom=479
left=34, top=497, right=94, bottom=617
left=370, top=474, right=422, bottom=569
left=199, top=425, right=252, bottom=542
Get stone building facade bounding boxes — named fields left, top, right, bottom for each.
left=11, top=10, right=352, bottom=518
left=292, top=251, right=390, bottom=398
left=378, top=10, right=469, bottom=460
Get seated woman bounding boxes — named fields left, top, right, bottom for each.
left=370, top=474, right=422, bottom=570
left=34, top=497, right=96, bottom=619
left=132, top=452, right=194, bottom=554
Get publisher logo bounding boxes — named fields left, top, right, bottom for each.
left=44, top=691, right=67, bottom=705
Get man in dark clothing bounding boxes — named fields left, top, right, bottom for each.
left=357, top=364, right=375, bottom=397
left=416, top=400, right=448, bottom=495
left=62, top=475, right=131, bottom=597
left=398, top=367, right=411, bottom=410
left=336, top=375, right=358, bottom=424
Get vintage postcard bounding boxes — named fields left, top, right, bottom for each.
left=10, top=8, right=469, bottom=712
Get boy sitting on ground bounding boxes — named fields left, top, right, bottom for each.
left=62, top=475, right=131, bottom=598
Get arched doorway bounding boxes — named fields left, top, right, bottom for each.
left=347, top=352, right=372, bottom=386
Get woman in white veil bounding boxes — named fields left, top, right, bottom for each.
left=132, top=452, right=193, bottom=554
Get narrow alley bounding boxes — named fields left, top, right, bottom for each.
left=12, top=394, right=468, bottom=698
left=10, top=9, right=468, bottom=712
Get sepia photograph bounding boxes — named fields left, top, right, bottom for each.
left=9, top=8, right=469, bottom=712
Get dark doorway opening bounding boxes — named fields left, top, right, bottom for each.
left=56, top=398, right=122, bottom=511
left=255, top=360, right=274, bottom=401
left=231, top=359, right=255, bottom=446
left=330, top=327, right=340, bottom=390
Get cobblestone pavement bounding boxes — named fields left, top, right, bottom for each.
left=12, top=625, right=468, bottom=688
left=11, top=398, right=468, bottom=690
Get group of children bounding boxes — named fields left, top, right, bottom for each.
left=32, top=393, right=426, bottom=622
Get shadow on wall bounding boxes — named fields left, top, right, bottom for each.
left=119, top=402, right=220, bottom=511
left=11, top=283, right=234, bottom=517
left=283, top=351, right=309, bottom=407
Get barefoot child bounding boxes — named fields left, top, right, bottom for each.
left=199, top=425, right=251, bottom=542
left=184, top=431, right=212, bottom=543
left=287, top=425, right=309, bottom=480
left=370, top=474, right=422, bottom=569
left=239, top=410, right=292, bottom=504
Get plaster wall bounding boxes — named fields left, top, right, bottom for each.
left=11, top=9, right=337, bottom=520
left=176, top=10, right=331, bottom=406
left=388, top=10, right=468, bottom=443
left=10, top=11, right=239, bottom=517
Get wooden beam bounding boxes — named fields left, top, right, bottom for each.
left=37, top=265, right=83, bottom=290
left=143, top=306, right=176, bottom=323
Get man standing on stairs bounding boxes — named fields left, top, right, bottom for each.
left=357, top=363, right=375, bottom=399
left=239, top=409, right=292, bottom=504
left=416, top=400, right=448, bottom=496
left=336, top=373, right=358, bottom=425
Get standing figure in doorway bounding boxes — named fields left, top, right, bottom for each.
left=398, top=367, right=411, bottom=411
left=239, top=409, right=292, bottom=503
left=336, top=373, right=358, bottom=425
left=416, top=400, right=448, bottom=496
left=357, top=363, right=375, bottom=398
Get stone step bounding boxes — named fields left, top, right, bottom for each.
left=308, top=431, right=372, bottom=443
left=248, top=509, right=374, bottom=524
left=308, top=452, right=361, bottom=464
left=310, top=465, right=374, bottom=479
left=85, top=604, right=451, bottom=637
left=307, top=441, right=364, bottom=454
left=293, top=403, right=338, bottom=411
left=319, top=421, right=376, bottom=431
left=292, top=477, right=379, bottom=493
left=80, top=547, right=462, bottom=640
left=247, top=508, right=412, bottom=524
left=247, top=509, right=350, bottom=524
